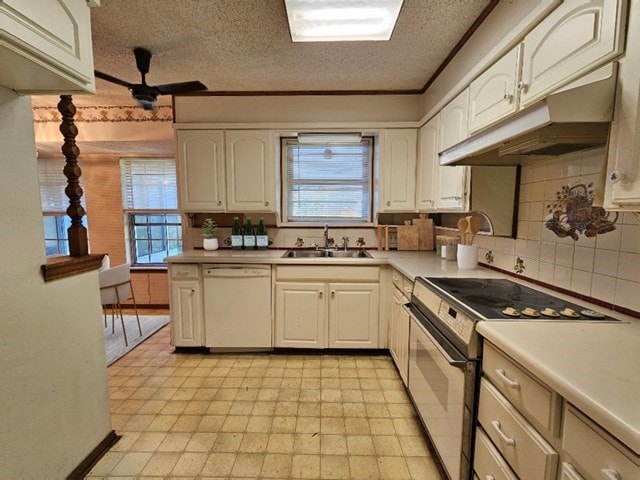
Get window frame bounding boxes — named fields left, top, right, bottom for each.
left=280, top=136, right=375, bottom=225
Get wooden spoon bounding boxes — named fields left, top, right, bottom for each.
left=457, top=217, right=469, bottom=245
left=468, top=216, right=481, bottom=244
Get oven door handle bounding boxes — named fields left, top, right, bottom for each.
left=407, top=306, right=467, bottom=368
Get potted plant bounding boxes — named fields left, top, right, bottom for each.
left=202, top=218, right=218, bottom=250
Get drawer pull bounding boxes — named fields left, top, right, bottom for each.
left=495, top=369, right=520, bottom=389
left=485, top=476, right=496, bottom=480
left=601, top=469, right=621, bottom=480
left=491, top=420, right=516, bottom=446
left=404, top=286, right=413, bottom=293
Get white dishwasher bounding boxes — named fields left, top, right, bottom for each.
left=203, top=264, right=272, bottom=350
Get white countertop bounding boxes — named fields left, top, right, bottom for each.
left=477, top=320, right=640, bottom=455
left=167, top=248, right=640, bottom=454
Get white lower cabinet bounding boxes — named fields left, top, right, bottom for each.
left=389, top=284, right=410, bottom=385
left=274, top=266, right=380, bottom=349
left=169, top=279, right=203, bottom=347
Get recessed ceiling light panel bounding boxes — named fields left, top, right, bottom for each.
left=285, top=0, right=404, bottom=42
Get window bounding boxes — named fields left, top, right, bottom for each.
left=120, top=158, right=182, bottom=265
left=282, top=137, right=373, bottom=223
left=37, top=158, right=88, bottom=255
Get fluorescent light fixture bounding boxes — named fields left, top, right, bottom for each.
left=285, top=0, right=403, bottom=42
left=297, top=132, right=363, bottom=144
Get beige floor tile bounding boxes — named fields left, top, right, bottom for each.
left=110, top=452, right=153, bottom=476
left=229, top=400, right=255, bottom=415
left=320, top=454, right=350, bottom=480
left=230, top=452, right=265, bottom=477
left=291, top=453, right=321, bottom=479
left=321, top=417, right=346, bottom=434
left=171, top=414, right=202, bottom=432
left=320, top=434, right=347, bottom=455
left=388, top=403, right=417, bottom=418
left=398, top=435, right=432, bottom=457
left=197, top=415, right=226, bottom=432
left=321, top=389, right=343, bottom=402
left=200, top=452, right=236, bottom=476
left=185, top=432, right=217, bottom=452
left=146, top=414, right=178, bottom=432
left=136, top=399, right=166, bottom=414
left=212, top=432, right=243, bottom=452
left=384, top=389, right=411, bottom=404
left=86, top=451, right=124, bottom=476
left=246, top=415, right=273, bottom=433
left=346, top=435, right=375, bottom=455
left=321, top=402, right=344, bottom=417
left=110, top=432, right=141, bottom=452
left=261, top=453, right=292, bottom=477
left=377, top=456, right=412, bottom=480
left=221, top=414, right=250, bottom=432
left=271, top=415, right=297, bottom=433
left=238, top=432, right=269, bottom=453
left=207, top=400, right=232, bottom=415
left=275, top=401, right=299, bottom=416
left=130, top=432, right=166, bottom=452
left=366, top=403, right=391, bottom=418
left=123, top=414, right=155, bottom=431
left=140, top=451, right=180, bottom=475
left=349, top=455, right=381, bottom=480
left=258, top=388, right=280, bottom=401
left=267, top=433, right=295, bottom=453
left=405, top=456, right=442, bottom=480
left=342, top=403, right=367, bottom=418
left=322, top=378, right=342, bottom=389
left=296, top=416, right=320, bottom=434
left=372, top=435, right=403, bottom=456
left=183, top=399, right=210, bottom=415
left=293, top=433, right=321, bottom=454
left=298, top=402, right=321, bottom=417
left=345, top=417, right=371, bottom=435
left=214, top=388, right=239, bottom=400
left=393, top=418, right=423, bottom=436
left=342, top=389, right=364, bottom=402
left=359, top=378, right=381, bottom=390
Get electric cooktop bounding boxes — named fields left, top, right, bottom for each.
left=422, top=277, right=619, bottom=321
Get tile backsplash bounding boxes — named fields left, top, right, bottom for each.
left=476, top=147, right=640, bottom=313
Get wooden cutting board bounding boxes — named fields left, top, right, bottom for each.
left=413, top=215, right=434, bottom=250
left=397, top=221, right=419, bottom=250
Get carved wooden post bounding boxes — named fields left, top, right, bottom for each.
left=58, top=95, right=88, bottom=256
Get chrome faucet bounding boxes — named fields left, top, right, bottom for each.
left=342, top=236, right=349, bottom=251
left=323, top=223, right=329, bottom=249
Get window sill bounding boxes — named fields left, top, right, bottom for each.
left=41, top=254, right=106, bottom=282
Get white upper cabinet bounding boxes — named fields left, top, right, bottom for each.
left=468, top=45, right=522, bottom=134
left=176, top=130, right=226, bottom=211
left=416, top=117, right=438, bottom=211
left=436, top=164, right=470, bottom=211
left=519, top=0, right=626, bottom=108
left=0, top=0, right=95, bottom=93
left=225, top=130, right=276, bottom=212
left=380, top=129, right=417, bottom=212
left=439, top=88, right=469, bottom=153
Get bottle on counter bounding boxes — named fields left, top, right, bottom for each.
left=243, top=217, right=255, bottom=249
left=256, top=217, right=268, bottom=249
left=231, top=216, right=243, bottom=249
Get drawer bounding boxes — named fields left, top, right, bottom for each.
left=483, top=342, right=561, bottom=436
left=391, top=269, right=404, bottom=290
left=478, top=378, right=558, bottom=480
left=562, top=405, right=639, bottom=480
left=474, top=426, right=518, bottom=480
left=276, top=265, right=379, bottom=282
left=401, top=276, right=414, bottom=300
left=170, top=264, right=199, bottom=280
left=560, top=462, right=586, bottom=480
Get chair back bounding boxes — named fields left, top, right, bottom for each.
left=99, top=263, right=132, bottom=305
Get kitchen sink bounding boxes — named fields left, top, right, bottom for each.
left=281, top=249, right=372, bottom=259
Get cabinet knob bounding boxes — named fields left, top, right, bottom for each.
left=265, top=201, right=269, bottom=206
left=217, top=200, right=222, bottom=205
left=503, top=93, right=513, bottom=103
left=517, top=81, right=528, bottom=91
left=386, top=201, right=391, bottom=206
left=331, top=290, right=336, bottom=297
left=319, top=291, right=323, bottom=297
left=600, top=468, right=621, bottom=480
left=609, top=170, right=626, bottom=184
left=191, top=288, right=195, bottom=293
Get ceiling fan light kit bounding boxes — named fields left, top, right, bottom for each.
left=94, top=47, right=207, bottom=110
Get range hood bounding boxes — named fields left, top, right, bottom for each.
left=440, top=64, right=617, bottom=166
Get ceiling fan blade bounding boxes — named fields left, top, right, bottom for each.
left=133, top=47, right=152, bottom=75
left=94, top=70, right=135, bottom=89
left=154, top=81, right=207, bottom=95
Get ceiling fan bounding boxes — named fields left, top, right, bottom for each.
left=94, top=47, right=207, bottom=110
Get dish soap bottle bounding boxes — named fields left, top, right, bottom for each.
left=256, top=217, right=268, bottom=249
left=243, top=217, right=255, bottom=249
left=231, top=216, right=243, bottom=249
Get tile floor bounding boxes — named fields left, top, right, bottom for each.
left=88, top=324, right=444, bottom=479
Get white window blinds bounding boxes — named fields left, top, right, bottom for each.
left=37, top=158, right=85, bottom=214
left=120, top=158, right=178, bottom=211
left=284, top=138, right=372, bottom=222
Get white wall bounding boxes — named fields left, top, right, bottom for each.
left=0, top=87, right=112, bottom=478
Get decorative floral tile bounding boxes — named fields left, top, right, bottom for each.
left=514, top=257, right=525, bottom=274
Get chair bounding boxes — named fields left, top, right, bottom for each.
left=99, top=263, right=142, bottom=345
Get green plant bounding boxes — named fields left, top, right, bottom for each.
left=201, top=218, right=217, bottom=239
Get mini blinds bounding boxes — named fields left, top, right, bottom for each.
left=120, top=158, right=178, bottom=211
left=37, top=158, right=85, bottom=214
left=284, top=138, right=372, bottom=222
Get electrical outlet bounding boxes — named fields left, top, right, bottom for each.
left=388, top=231, right=398, bottom=245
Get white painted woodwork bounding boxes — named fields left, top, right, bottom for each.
left=275, top=282, right=326, bottom=348
left=0, top=0, right=95, bottom=93
left=416, top=117, right=438, bottom=211
left=328, top=283, right=379, bottom=348
left=474, top=427, right=519, bottom=480
left=520, top=0, right=626, bottom=108
left=562, top=405, right=638, bottom=480
left=468, top=45, right=522, bottom=133
left=560, top=463, right=586, bottom=480
left=436, top=164, right=469, bottom=211
left=176, top=130, right=226, bottom=211
left=439, top=88, right=469, bottom=153
left=169, top=279, right=203, bottom=347
left=225, top=130, right=275, bottom=212
left=389, top=286, right=409, bottom=385
left=381, top=129, right=417, bottom=211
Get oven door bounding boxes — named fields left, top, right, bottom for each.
left=408, top=305, right=474, bottom=480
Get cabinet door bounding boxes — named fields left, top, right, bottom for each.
left=469, top=45, right=522, bottom=133
left=397, top=303, right=410, bottom=385
left=176, top=130, right=226, bottom=211
left=436, top=165, right=470, bottom=211
left=225, top=130, right=275, bottom=212
left=328, top=283, right=379, bottom=348
left=520, top=0, right=626, bottom=108
left=381, top=129, right=417, bottom=211
left=416, top=118, right=438, bottom=211
left=275, top=282, right=326, bottom=348
left=439, top=88, right=469, bottom=153
left=169, top=280, right=203, bottom=347
left=389, top=288, right=401, bottom=365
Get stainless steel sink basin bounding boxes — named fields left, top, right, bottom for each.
left=281, top=250, right=372, bottom=259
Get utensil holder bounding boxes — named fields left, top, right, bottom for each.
left=457, top=245, right=478, bottom=269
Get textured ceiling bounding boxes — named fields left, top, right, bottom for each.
left=32, top=0, right=491, bottom=108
